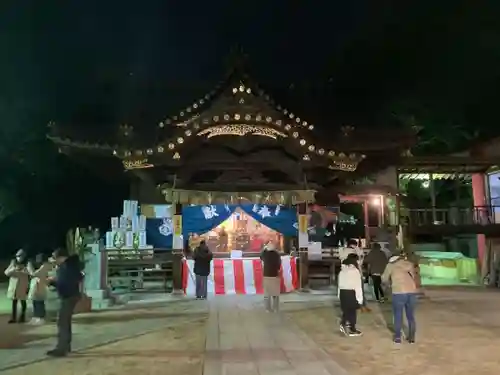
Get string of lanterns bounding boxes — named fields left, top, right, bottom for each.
left=113, top=81, right=366, bottom=171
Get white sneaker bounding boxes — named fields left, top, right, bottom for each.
left=34, top=318, right=45, bottom=325
left=29, top=318, right=39, bottom=325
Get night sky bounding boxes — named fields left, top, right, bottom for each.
left=1, top=1, right=500, bottom=253
left=4, top=1, right=498, bottom=131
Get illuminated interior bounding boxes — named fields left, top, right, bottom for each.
left=188, top=207, right=283, bottom=252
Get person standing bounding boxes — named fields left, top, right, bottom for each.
left=4, top=249, right=30, bottom=324
left=339, top=240, right=370, bottom=312
left=382, top=254, right=419, bottom=344
left=28, top=253, right=53, bottom=325
left=260, top=242, right=282, bottom=312
left=193, top=240, right=213, bottom=299
left=338, top=254, right=363, bottom=336
left=47, top=248, right=83, bottom=357
left=364, top=243, right=389, bottom=303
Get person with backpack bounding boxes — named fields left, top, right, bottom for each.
left=382, top=254, right=419, bottom=344
left=193, top=240, right=213, bottom=300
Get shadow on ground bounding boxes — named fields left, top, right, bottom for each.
left=0, top=316, right=52, bottom=349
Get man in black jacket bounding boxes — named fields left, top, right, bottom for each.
left=364, top=243, right=389, bottom=302
left=193, top=240, right=213, bottom=299
left=47, top=248, right=83, bottom=357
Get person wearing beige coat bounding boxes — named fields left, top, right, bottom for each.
left=28, top=254, right=53, bottom=324
left=4, top=249, right=30, bottom=323
left=382, top=255, right=418, bottom=344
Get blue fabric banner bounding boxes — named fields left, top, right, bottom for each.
left=182, top=204, right=236, bottom=235
left=146, top=217, right=174, bottom=249
left=146, top=204, right=343, bottom=248
left=239, top=204, right=298, bottom=236
left=145, top=204, right=342, bottom=248
left=146, top=205, right=237, bottom=249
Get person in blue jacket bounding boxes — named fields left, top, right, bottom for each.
left=47, top=248, right=83, bottom=357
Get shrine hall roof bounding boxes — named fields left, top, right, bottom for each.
left=48, top=59, right=418, bottom=177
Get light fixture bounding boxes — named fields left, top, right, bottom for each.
left=299, top=139, right=306, bottom=146
left=168, top=143, right=175, bottom=150
left=173, top=152, right=180, bottom=160
left=159, top=122, right=164, bottom=128
left=328, top=151, right=335, bottom=156
left=157, top=146, right=164, bottom=152
left=308, top=145, right=315, bottom=152
left=292, top=132, right=299, bottom=138
left=235, top=114, right=240, bottom=120
left=239, top=85, right=244, bottom=92
left=185, top=130, right=192, bottom=136
left=224, top=114, right=230, bottom=120
left=244, top=114, right=251, bottom=121
left=246, top=88, right=251, bottom=94
left=318, top=148, right=325, bottom=155
left=284, top=124, right=291, bottom=130
left=197, top=124, right=287, bottom=139
left=146, top=149, right=153, bottom=155
left=370, top=196, right=381, bottom=206
left=303, top=154, right=310, bottom=161
left=308, top=125, right=314, bottom=130
left=232, top=88, right=237, bottom=94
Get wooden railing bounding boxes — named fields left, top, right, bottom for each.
left=406, top=206, right=500, bottom=226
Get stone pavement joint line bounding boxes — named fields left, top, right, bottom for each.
left=202, top=297, right=350, bottom=375
left=0, top=303, right=208, bottom=372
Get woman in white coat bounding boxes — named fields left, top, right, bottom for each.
left=4, top=249, right=30, bottom=323
left=28, top=253, right=53, bottom=324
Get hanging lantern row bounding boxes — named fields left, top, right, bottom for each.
left=156, top=80, right=315, bottom=132
left=228, top=82, right=315, bottom=131
left=113, top=78, right=365, bottom=171
left=115, top=114, right=366, bottom=170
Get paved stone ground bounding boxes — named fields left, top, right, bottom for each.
left=1, top=289, right=500, bottom=374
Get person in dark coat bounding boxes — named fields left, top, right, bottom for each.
left=47, top=248, right=83, bottom=357
left=260, top=243, right=282, bottom=312
left=193, top=240, right=213, bottom=299
left=364, top=243, right=389, bottom=302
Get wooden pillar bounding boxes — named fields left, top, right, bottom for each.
left=363, top=201, right=371, bottom=247
left=380, top=195, right=385, bottom=226
left=297, top=202, right=309, bottom=290
left=429, top=173, right=437, bottom=223
left=472, top=173, right=487, bottom=271
left=171, top=203, right=184, bottom=293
